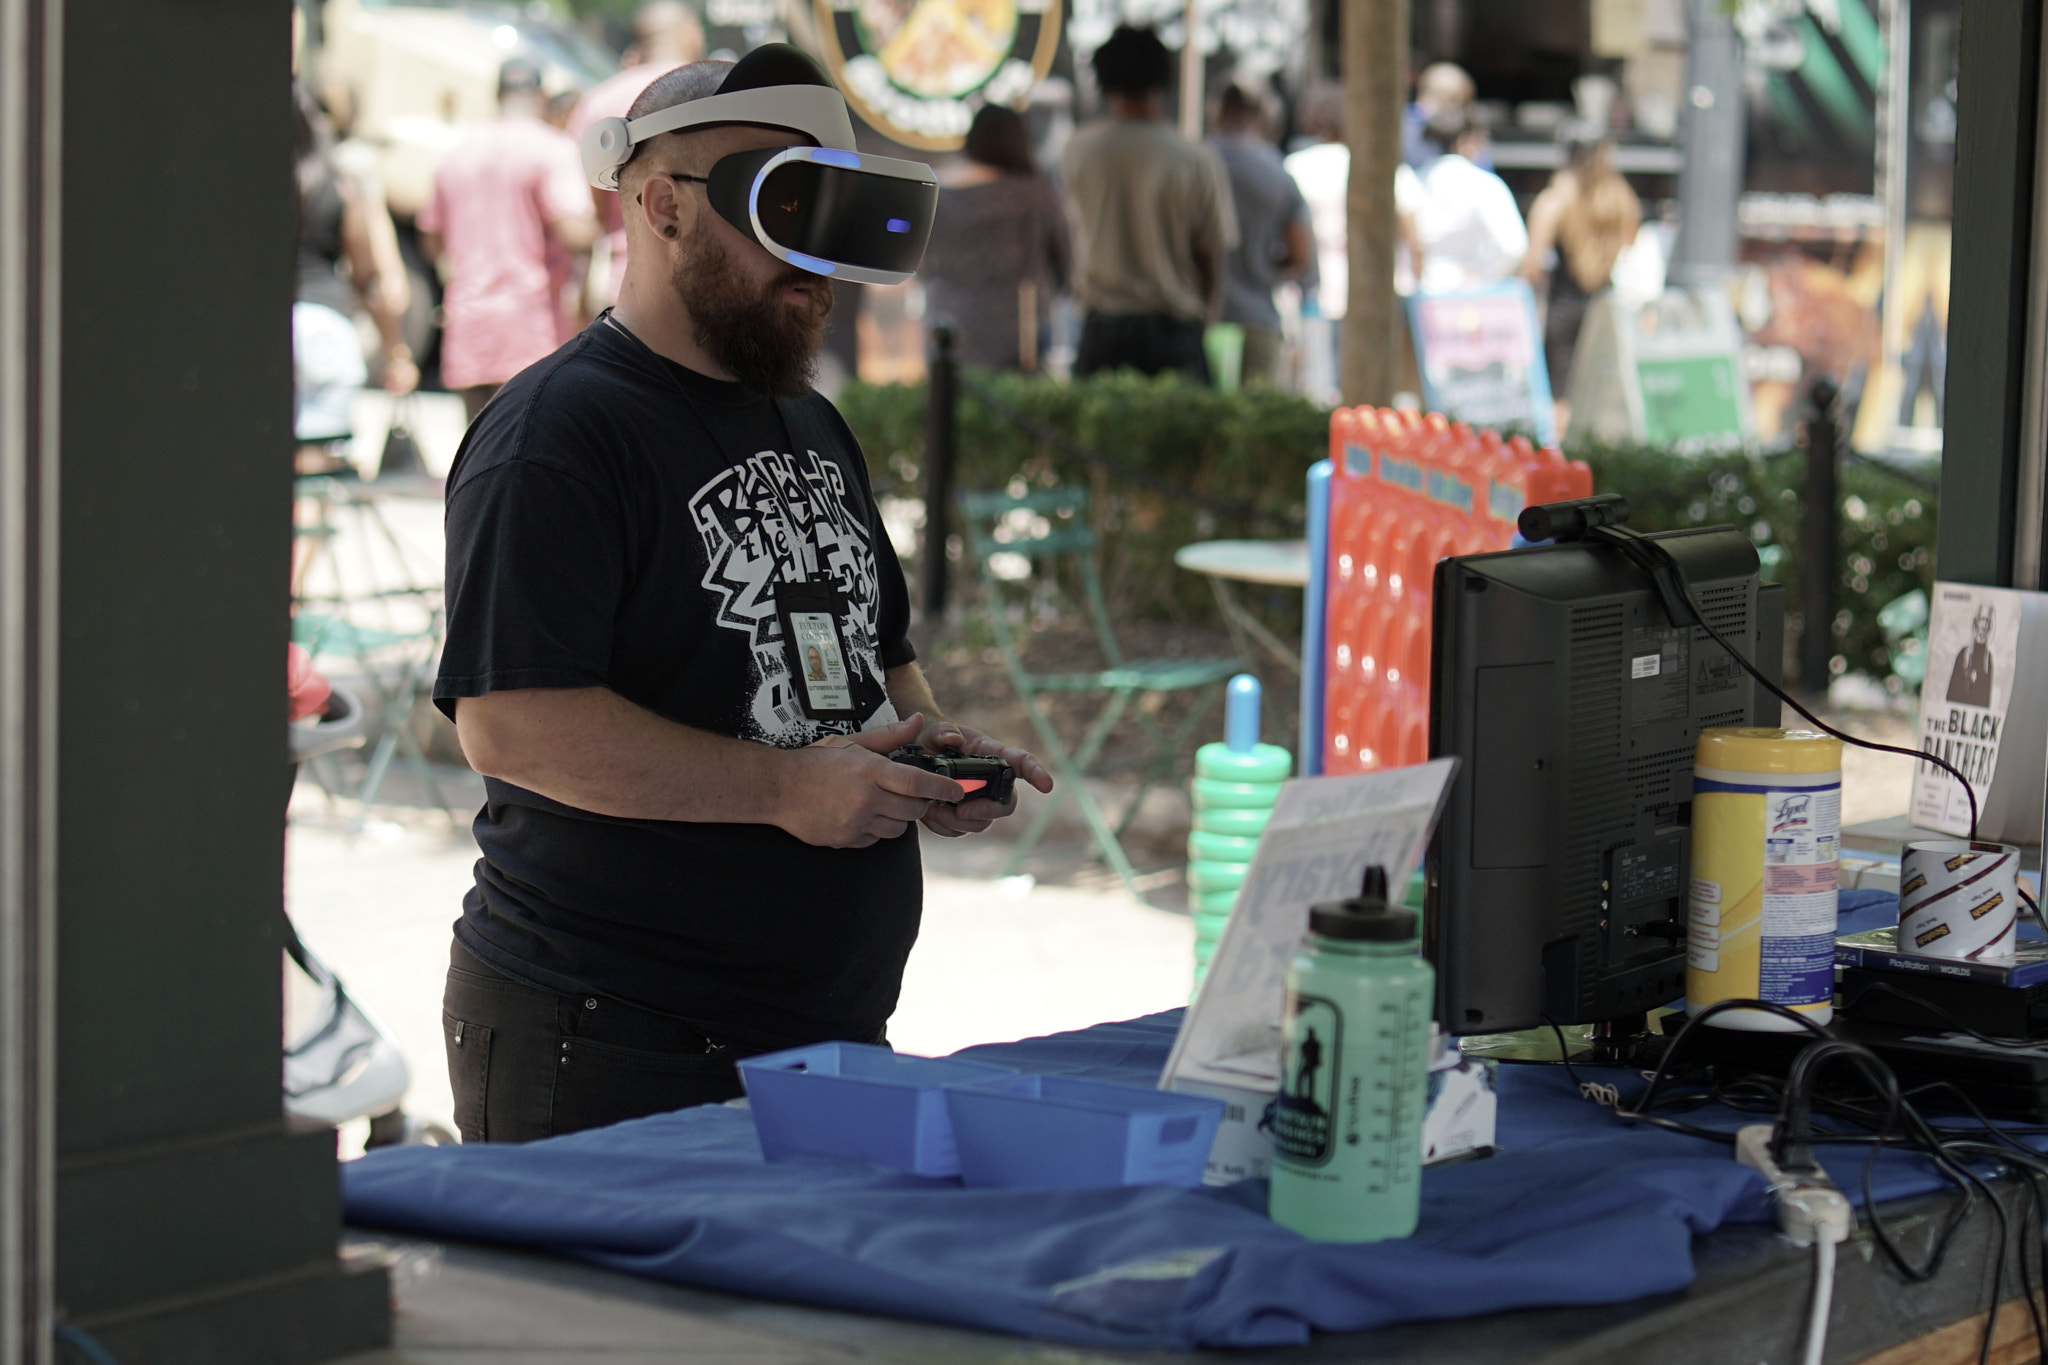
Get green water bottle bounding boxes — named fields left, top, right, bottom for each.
left=1267, top=866, right=1434, bottom=1243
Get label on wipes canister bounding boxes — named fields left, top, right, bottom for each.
left=1759, top=788, right=1839, bottom=1005
left=1690, top=745, right=1841, bottom=1022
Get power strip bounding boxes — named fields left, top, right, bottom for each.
left=1735, top=1125, right=1852, bottom=1365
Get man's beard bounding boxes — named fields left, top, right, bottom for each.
left=672, top=227, right=834, bottom=397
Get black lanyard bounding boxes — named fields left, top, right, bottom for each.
left=599, top=310, right=809, bottom=564
left=601, top=311, right=859, bottom=721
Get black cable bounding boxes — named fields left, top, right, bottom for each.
left=2023, top=885, right=2048, bottom=940
left=1608, top=999, right=1836, bottom=1145
left=1587, top=523, right=1982, bottom=841
left=2009, top=1163, right=2048, bottom=1365
left=1771, top=1039, right=2024, bottom=1365
left=1541, top=1015, right=1627, bottom=1107
left=1603, top=996, right=2015, bottom=1341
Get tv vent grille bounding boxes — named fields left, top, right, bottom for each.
left=1696, top=581, right=1749, bottom=634
left=1699, top=708, right=1746, bottom=728
left=1564, top=602, right=1628, bottom=947
left=1628, top=745, right=1695, bottom=805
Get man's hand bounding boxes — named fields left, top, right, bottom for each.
left=910, top=719, right=1055, bottom=838
left=775, top=714, right=965, bottom=849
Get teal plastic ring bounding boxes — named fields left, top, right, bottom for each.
left=1191, top=776, right=1284, bottom=810
left=1188, top=829, right=1261, bottom=863
left=1194, top=743, right=1292, bottom=784
left=1186, top=858, right=1248, bottom=893
left=1195, top=806, right=1272, bottom=839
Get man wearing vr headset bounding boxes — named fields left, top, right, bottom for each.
left=433, top=46, right=1052, bottom=1143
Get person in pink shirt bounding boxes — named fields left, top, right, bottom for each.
left=568, top=1, right=706, bottom=308
left=420, top=60, right=600, bottom=420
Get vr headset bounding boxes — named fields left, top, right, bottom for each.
left=580, top=45, right=937, bottom=287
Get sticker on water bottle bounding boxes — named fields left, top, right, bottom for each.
left=1268, top=994, right=1342, bottom=1167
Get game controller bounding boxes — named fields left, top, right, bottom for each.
left=889, top=746, right=1017, bottom=806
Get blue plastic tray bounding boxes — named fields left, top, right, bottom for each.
left=737, top=1042, right=1014, bottom=1176
left=943, top=1075, right=1226, bottom=1189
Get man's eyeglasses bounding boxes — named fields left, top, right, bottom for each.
left=633, top=171, right=709, bottom=205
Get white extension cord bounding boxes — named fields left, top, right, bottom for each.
left=1736, top=1126, right=1854, bottom=1365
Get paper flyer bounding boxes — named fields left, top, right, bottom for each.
left=1161, top=759, right=1458, bottom=1094
left=1912, top=583, right=2025, bottom=836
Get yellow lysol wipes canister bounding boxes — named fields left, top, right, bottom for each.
left=1687, top=728, right=1842, bottom=1031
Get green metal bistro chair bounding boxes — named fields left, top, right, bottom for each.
left=292, top=475, right=450, bottom=828
left=957, top=486, right=1245, bottom=898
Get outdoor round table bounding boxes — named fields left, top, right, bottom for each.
left=1172, top=539, right=1310, bottom=676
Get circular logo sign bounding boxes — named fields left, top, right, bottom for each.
left=815, top=0, right=1062, bottom=150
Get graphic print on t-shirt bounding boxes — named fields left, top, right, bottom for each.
left=689, top=445, right=885, bottom=743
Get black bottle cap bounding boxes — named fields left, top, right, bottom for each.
left=1307, top=864, right=1417, bottom=942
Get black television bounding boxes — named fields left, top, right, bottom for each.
left=1426, top=524, right=1784, bottom=1037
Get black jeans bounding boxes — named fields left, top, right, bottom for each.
left=442, top=940, right=754, bottom=1143
left=1074, top=311, right=1211, bottom=385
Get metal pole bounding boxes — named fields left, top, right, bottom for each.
left=1668, top=0, right=1746, bottom=285
left=921, top=325, right=959, bottom=624
left=1180, top=0, right=1202, bottom=141
left=1800, top=378, right=1841, bottom=694
left=0, top=0, right=60, bottom=1348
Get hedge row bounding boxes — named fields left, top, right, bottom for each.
left=838, top=375, right=1937, bottom=687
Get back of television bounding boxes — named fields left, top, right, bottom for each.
left=1426, top=518, right=1782, bottom=1056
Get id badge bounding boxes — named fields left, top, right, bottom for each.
left=773, top=580, right=860, bottom=722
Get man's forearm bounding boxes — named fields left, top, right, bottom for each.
left=455, top=686, right=793, bottom=823
left=885, top=661, right=941, bottom=725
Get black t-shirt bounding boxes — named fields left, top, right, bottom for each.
left=434, top=317, right=920, bottom=1050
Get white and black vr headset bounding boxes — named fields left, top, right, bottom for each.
left=580, top=45, right=936, bottom=287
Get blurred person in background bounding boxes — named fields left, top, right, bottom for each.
left=919, top=105, right=1070, bottom=371
left=294, top=80, right=417, bottom=474
left=1404, top=62, right=1487, bottom=171
left=570, top=1, right=708, bottom=309
left=1062, top=25, right=1236, bottom=383
left=421, top=59, right=600, bottom=421
left=1518, top=128, right=1640, bottom=424
left=1208, top=84, right=1312, bottom=386
left=1414, top=109, right=1525, bottom=294
left=1285, top=83, right=1425, bottom=399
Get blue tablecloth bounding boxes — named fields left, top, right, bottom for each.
left=343, top=889, right=2011, bottom=1350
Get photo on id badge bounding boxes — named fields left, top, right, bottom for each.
left=774, top=580, right=858, bottom=722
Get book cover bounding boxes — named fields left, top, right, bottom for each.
left=1908, top=583, right=2048, bottom=843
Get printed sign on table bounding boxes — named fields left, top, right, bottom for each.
left=1161, top=761, right=1458, bottom=1182
left=1406, top=282, right=1556, bottom=445
left=1164, top=761, right=1456, bottom=1091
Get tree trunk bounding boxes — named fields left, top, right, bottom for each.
left=1342, top=0, right=1407, bottom=406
